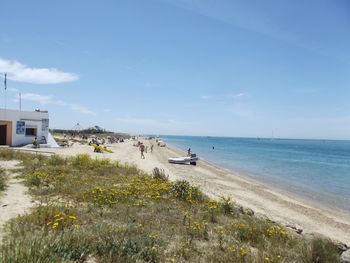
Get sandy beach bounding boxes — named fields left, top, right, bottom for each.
left=13, top=139, right=350, bottom=246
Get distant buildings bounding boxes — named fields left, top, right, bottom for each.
left=0, top=108, right=49, bottom=147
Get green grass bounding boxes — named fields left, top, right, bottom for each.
left=0, top=149, right=341, bottom=263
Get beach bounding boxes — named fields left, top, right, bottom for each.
left=18, top=139, right=350, bottom=245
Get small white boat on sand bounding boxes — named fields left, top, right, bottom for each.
left=168, top=154, right=199, bottom=165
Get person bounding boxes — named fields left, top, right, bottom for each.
left=187, top=148, right=191, bottom=156
left=151, top=144, right=154, bottom=153
left=94, top=143, right=101, bottom=153
left=140, top=143, right=145, bottom=159
left=32, top=137, right=39, bottom=148
left=212, top=146, right=215, bottom=150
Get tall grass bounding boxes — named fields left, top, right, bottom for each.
left=0, top=149, right=342, bottom=263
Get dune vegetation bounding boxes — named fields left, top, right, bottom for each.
left=0, top=149, right=341, bottom=263
left=0, top=168, right=6, bottom=192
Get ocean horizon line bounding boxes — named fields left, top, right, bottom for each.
left=145, top=134, right=350, bottom=142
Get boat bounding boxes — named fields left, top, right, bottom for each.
left=168, top=154, right=199, bottom=165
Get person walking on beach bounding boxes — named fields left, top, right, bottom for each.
left=140, top=143, right=145, bottom=159
left=187, top=148, right=191, bottom=156
left=151, top=144, right=154, bottom=153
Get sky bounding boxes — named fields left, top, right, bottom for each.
left=0, top=0, right=349, bottom=140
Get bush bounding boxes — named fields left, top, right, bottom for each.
left=310, top=238, right=340, bottom=263
left=71, top=154, right=92, bottom=168
left=152, top=168, right=168, bottom=181
left=171, top=180, right=203, bottom=203
left=219, top=196, right=236, bottom=216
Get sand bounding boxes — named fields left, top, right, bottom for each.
left=9, top=139, right=350, bottom=245
left=0, top=160, right=34, bottom=241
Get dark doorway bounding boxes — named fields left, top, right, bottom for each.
left=0, top=125, right=7, bottom=145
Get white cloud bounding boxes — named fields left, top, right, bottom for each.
left=14, top=92, right=95, bottom=115
left=15, top=92, right=68, bottom=106
left=0, top=58, right=79, bottom=84
left=228, top=92, right=245, bottom=98
left=70, top=104, right=96, bottom=115
left=16, top=93, right=54, bottom=105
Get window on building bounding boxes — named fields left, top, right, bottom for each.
left=25, top=127, right=37, bottom=136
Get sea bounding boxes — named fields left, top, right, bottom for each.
left=160, top=135, right=350, bottom=213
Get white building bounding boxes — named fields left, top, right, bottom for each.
left=0, top=108, right=49, bottom=147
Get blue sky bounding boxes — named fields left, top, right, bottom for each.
left=0, top=0, right=349, bottom=139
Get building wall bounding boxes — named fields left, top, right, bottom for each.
left=0, top=108, right=49, bottom=146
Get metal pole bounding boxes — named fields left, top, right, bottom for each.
left=4, top=73, right=7, bottom=119
left=19, top=92, right=22, bottom=111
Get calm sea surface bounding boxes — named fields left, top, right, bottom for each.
left=161, top=135, right=350, bottom=212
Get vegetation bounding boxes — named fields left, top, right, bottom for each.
left=0, top=149, right=341, bottom=263
left=52, top=125, right=112, bottom=135
left=52, top=125, right=130, bottom=138
left=0, top=168, right=6, bottom=192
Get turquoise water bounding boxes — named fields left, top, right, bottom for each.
left=161, top=136, right=350, bottom=212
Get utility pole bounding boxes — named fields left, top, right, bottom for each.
left=19, top=92, right=22, bottom=111
left=3, top=73, right=7, bottom=119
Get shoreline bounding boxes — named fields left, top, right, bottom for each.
left=13, top=139, right=350, bottom=245
left=194, top=153, right=350, bottom=220
left=163, top=139, right=350, bottom=217
left=159, top=143, right=350, bottom=239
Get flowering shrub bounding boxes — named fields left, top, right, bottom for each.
left=188, top=220, right=208, bottom=240
left=84, top=176, right=172, bottom=207
left=265, top=225, right=288, bottom=239
left=28, top=171, right=50, bottom=186
left=171, top=180, right=203, bottom=203
left=231, top=221, right=264, bottom=245
left=46, top=213, right=79, bottom=231
left=219, top=196, right=236, bottom=216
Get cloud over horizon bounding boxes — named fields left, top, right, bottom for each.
left=13, top=92, right=95, bottom=115
left=0, top=58, right=79, bottom=84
